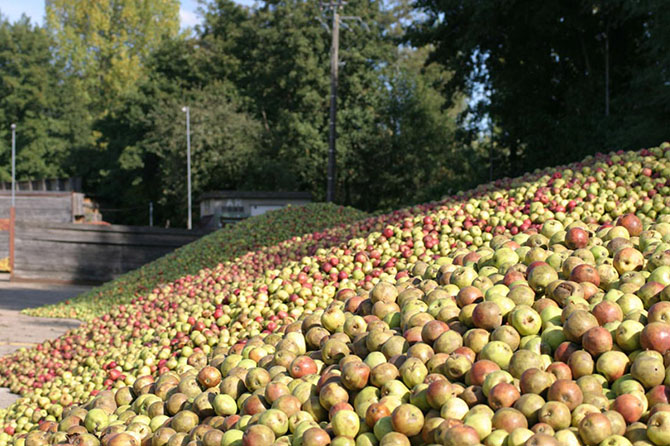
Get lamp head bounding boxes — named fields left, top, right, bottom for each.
left=181, top=106, right=188, bottom=113
left=10, top=124, right=16, bottom=130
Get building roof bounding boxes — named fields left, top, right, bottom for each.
left=200, top=191, right=312, bottom=201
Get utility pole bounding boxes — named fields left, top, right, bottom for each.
left=597, top=26, right=610, bottom=117
left=326, top=0, right=341, bottom=203
left=9, top=124, right=16, bottom=275
left=319, top=1, right=365, bottom=203
left=604, top=30, right=610, bottom=117
left=10, top=124, right=15, bottom=207
left=181, top=106, right=192, bottom=230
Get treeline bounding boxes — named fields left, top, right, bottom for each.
left=0, top=0, right=668, bottom=226
left=409, top=0, right=670, bottom=173
left=0, top=0, right=472, bottom=225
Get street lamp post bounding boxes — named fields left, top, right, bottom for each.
left=181, top=107, right=192, bottom=230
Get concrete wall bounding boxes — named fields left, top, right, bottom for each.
left=13, top=222, right=208, bottom=283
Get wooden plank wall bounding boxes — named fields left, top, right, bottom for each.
left=0, top=194, right=73, bottom=222
left=13, top=222, right=208, bottom=283
left=0, top=177, right=82, bottom=192
left=0, top=232, right=9, bottom=258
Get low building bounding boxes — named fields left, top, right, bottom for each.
left=199, top=191, right=312, bottom=228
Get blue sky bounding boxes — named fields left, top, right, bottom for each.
left=0, top=0, right=254, bottom=28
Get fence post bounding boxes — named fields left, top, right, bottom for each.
left=9, top=206, right=15, bottom=280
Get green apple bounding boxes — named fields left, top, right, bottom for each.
left=331, top=410, right=360, bottom=437
left=509, top=305, right=542, bottom=336
left=213, top=394, right=237, bottom=416
left=479, top=341, right=513, bottom=369
left=648, top=411, right=670, bottom=446
left=84, top=408, right=109, bottom=433
left=614, top=320, right=644, bottom=351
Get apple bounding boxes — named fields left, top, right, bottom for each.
left=242, top=424, right=275, bottom=446
left=613, top=247, right=645, bottom=275
left=472, top=302, right=503, bottom=330
left=214, top=394, right=238, bottom=416
left=341, top=361, right=370, bottom=391
left=508, top=305, right=542, bottom=336
left=538, top=401, right=571, bottom=430
left=648, top=411, right=670, bottom=446
left=302, top=427, right=331, bottom=446
left=582, top=327, right=613, bottom=357
left=641, top=322, right=670, bottom=353
left=612, top=394, right=644, bottom=423
left=479, top=341, right=513, bottom=369
left=331, top=409, right=360, bottom=438
left=390, top=404, right=424, bottom=438
left=630, top=355, right=664, bottom=388
left=578, top=412, right=612, bottom=446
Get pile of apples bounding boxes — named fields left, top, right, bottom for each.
left=12, top=209, right=670, bottom=446
left=24, top=204, right=369, bottom=320
left=1, top=142, right=670, bottom=446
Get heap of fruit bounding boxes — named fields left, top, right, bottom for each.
left=2, top=142, right=670, bottom=446
left=24, top=204, right=369, bottom=320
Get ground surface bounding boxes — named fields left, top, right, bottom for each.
left=0, top=279, right=90, bottom=408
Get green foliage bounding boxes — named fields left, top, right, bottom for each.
left=40, top=0, right=183, bottom=214
left=24, top=203, right=368, bottom=320
left=87, top=0, right=467, bottom=223
left=342, top=46, right=473, bottom=210
left=1, top=0, right=472, bottom=224
left=84, top=34, right=266, bottom=226
left=46, top=0, right=181, bottom=111
left=143, top=82, right=265, bottom=224
left=409, top=0, right=670, bottom=177
left=0, top=15, right=86, bottom=182
left=191, top=0, right=467, bottom=211
left=3, top=0, right=669, bottom=224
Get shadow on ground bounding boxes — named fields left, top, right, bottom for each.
left=0, top=282, right=90, bottom=311
left=0, top=281, right=91, bottom=408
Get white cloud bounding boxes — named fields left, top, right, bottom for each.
left=179, top=7, right=200, bottom=28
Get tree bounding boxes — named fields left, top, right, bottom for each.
left=43, top=0, right=182, bottom=223
left=355, top=47, right=473, bottom=210
left=1, top=0, right=472, bottom=224
left=615, top=0, right=670, bottom=149
left=90, top=34, right=266, bottom=226
left=0, top=15, right=87, bottom=182
left=409, top=0, right=670, bottom=177
left=197, top=0, right=467, bottom=211
left=45, top=0, right=181, bottom=113
left=142, top=82, right=264, bottom=227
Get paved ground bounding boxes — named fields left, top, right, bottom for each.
left=0, top=280, right=90, bottom=408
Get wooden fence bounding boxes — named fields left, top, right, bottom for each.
left=12, top=222, right=208, bottom=283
